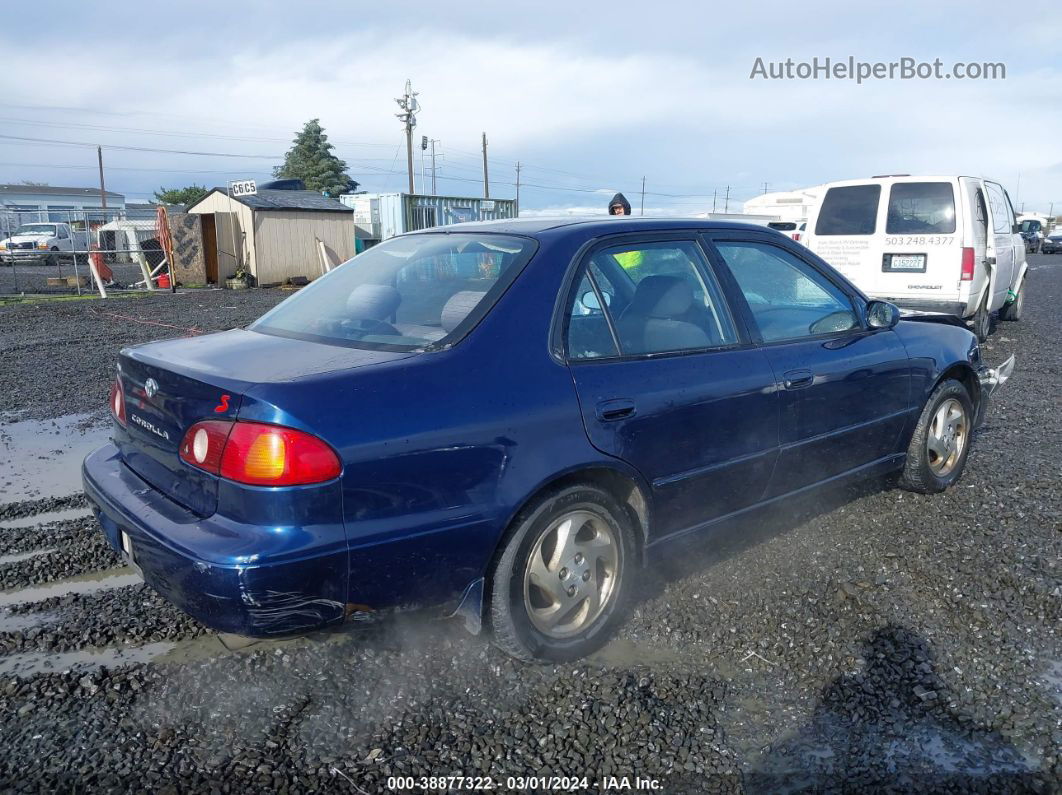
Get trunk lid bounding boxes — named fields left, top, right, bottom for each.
left=115, top=328, right=412, bottom=516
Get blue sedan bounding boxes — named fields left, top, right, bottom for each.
left=83, top=218, right=1013, bottom=661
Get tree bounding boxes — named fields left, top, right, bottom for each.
left=19, top=180, right=49, bottom=187
left=273, top=119, right=357, bottom=197
left=154, top=184, right=209, bottom=206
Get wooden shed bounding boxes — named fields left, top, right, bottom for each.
left=186, top=188, right=355, bottom=285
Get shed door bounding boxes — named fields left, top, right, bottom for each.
left=201, top=214, right=219, bottom=284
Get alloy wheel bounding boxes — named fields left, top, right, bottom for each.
left=523, top=509, right=620, bottom=638
left=927, top=398, right=968, bottom=476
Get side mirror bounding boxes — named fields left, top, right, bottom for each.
left=866, top=300, right=900, bottom=329
left=1012, top=223, right=1022, bottom=234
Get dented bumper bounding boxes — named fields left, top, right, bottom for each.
left=975, top=355, right=1016, bottom=426
left=82, top=444, right=347, bottom=637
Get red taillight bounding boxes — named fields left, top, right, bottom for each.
left=180, top=420, right=341, bottom=486
left=792, top=233, right=802, bottom=242
left=110, top=377, right=126, bottom=426
left=960, top=247, right=975, bottom=281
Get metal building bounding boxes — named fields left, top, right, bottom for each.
left=186, top=188, right=355, bottom=285
left=341, top=193, right=517, bottom=247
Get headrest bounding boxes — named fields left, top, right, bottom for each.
left=441, top=291, right=487, bottom=333
left=627, top=275, right=693, bottom=318
left=346, top=283, right=401, bottom=320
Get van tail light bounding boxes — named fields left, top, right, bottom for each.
left=180, top=420, right=341, bottom=486
left=110, top=377, right=126, bottom=426
left=792, top=233, right=802, bottom=242
left=960, top=247, right=975, bottom=281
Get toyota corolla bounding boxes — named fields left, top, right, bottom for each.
left=83, top=218, right=1013, bottom=661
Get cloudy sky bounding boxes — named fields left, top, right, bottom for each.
left=1, top=0, right=1059, bottom=214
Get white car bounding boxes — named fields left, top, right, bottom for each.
left=802, top=175, right=1027, bottom=341
left=0, top=222, right=89, bottom=267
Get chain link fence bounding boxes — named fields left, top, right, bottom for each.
left=0, top=208, right=167, bottom=296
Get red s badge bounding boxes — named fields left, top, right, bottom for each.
left=214, top=394, right=231, bottom=413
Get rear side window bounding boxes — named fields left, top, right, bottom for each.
left=886, top=182, right=956, bottom=234
left=984, top=182, right=1013, bottom=234
left=565, top=241, right=737, bottom=358
left=814, top=185, right=881, bottom=235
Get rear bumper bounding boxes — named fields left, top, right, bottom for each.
left=82, top=444, right=348, bottom=637
left=892, top=298, right=970, bottom=318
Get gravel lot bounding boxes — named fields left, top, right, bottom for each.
left=0, top=260, right=1059, bottom=792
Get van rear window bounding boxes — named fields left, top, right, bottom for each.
left=886, top=182, right=956, bottom=234
left=814, top=185, right=881, bottom=235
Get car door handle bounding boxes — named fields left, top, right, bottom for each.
left=596, top=399, right=636, bottom=421
left=783, top=369, right=814, bottom=390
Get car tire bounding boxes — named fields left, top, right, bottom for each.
left=970, top=293, right=992, bottom=342
left=46, top=248, right=60, bottom=267
left=899, top=379, right=975, bottom=494
left=489, top=484, right=634, bottom=662
left=999, top=279, right=1024, bottom=322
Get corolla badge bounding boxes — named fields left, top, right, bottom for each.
left=144, top=378, right=159, bottom=399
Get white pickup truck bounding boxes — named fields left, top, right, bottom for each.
left=0, top=222, right=89, bottom=266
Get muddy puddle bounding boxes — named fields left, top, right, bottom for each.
left=0, top=566, right=141, bottom=607
left=0, top=610, right=58, bottom=633
left=0, top=413, right=110, bottom=503
left=0, top=640, right=178, bottom=677
left=0, top=507, right=93, bottom=531
left=0, top=547, right=57, bottom=566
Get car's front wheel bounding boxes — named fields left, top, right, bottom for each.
left=489, top=484, right=633, bottom=662
left=899, top=379, right=974, bottom=494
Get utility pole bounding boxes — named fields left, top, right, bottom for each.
left=515, top=162, right=521, bottom=217
left=762, top=181, right=769, bottom=194
left=430, top=139, right=438, bottom=195
left=712, top=189, right=717, bottom=213
left=97, top=146, right=108, bottom=213
left=394, top=79, right=418, bottom=194
left=481, top=132, right=489, bottom=199
left=724, top=185, right=730, bottom=213
left=640, top=176, right=646, bottom=216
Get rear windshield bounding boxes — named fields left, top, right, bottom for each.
left=886, top=182, right=956, bottom=234
left=814, top=185, right=881, bottom=235
left=251, top=233, right=537, bottom=351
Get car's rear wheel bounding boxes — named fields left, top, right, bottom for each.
left=899, top=379, right=974, bottom=494
left=999, top=279, right=1024, bottom=322
left=489, top=484, right=633, bottom=662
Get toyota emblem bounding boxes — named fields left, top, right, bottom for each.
left=144, top=378, right=159, bottom=399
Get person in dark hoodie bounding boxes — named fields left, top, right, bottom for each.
left=608, top=192, right=631, bottom=215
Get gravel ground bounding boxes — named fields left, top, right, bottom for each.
left=0, top=259, right=1059, bottom=792
left=0, top=288, right=287, bottom=421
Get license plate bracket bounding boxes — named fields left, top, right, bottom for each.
left=883, top=253, right=927, bottom=272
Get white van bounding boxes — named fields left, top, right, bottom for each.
left=803, top=175, right=1027, bottom=340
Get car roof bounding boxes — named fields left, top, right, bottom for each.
left=405, top=216, right=777, bottom=238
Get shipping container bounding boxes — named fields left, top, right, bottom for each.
left=340, top=193, right=517, bottom=245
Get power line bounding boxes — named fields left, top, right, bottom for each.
left=0, top=133, right=278, bottom=159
